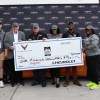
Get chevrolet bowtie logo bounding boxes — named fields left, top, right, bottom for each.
left=21, top=44, right=28, bottom=50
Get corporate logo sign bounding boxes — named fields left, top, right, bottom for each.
left=0, top=0, right=99, bottom=5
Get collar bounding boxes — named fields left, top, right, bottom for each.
left=68, top=30, right=74, bottom=34
left=13, top=31, right=18, bottom=34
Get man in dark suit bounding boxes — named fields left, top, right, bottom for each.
left=62, top=22, right=82, bottom=87
left=4, top=22, right=25, bottom=87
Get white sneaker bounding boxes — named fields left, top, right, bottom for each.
left=0, top=81, right=4, bottom=88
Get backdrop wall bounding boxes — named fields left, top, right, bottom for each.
left=0, top=4, right=100, bottom=39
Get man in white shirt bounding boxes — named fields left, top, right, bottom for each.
left=4, top=22, right=25, bottom=87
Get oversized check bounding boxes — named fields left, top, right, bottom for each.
left=14, top=37, right=83, bottom=71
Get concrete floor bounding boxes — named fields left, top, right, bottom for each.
left=0, top=79, right=100, bottom=100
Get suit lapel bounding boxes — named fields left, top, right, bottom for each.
left=10, top=31, right=14, bottom=42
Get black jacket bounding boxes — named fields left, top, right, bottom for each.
left=62, top=30, right=80, bottom=38
left=28, top=31, right=47, bottom=40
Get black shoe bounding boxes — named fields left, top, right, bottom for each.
left=73, top=80, right=82, bottom=86
left=51, top=81, right=56, bottom=85
left=31, top=81, right=40, bottom=86
left=42, top=83, right=46, bottom=87
left=11, top=82, right=16, bottom=87
left=18, top=81, right=24, bottom=86
left=56, top=84, right=60, bottom=88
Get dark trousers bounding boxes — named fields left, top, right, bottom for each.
left=86, top=55, right=100, bottom=84
left=33, top=69, right=46, bottom=84
left=8, top=59, right=23, bottom=83
left=65, top=67, right=77, bottom=81
left=3, top=60, right=11, bottom=82
left=50, top=68, right=60, bottom=78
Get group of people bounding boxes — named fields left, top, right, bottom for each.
left=0, top=20, right=100, bottom=90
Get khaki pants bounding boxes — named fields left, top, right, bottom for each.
left=0, top=52, right=4, bottom=60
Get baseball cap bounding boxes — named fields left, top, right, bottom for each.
left=68, top=21, right=74, bottom=25
left=85, top=25, right=93, bottom=30
left=51, top=25, right=58, bottom=30
left=33, top=23, right=39, bottom=28
left=12, top=22, right=19, bottom=27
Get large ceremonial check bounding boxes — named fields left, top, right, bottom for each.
left=14, top=37, right=83, bottom=71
